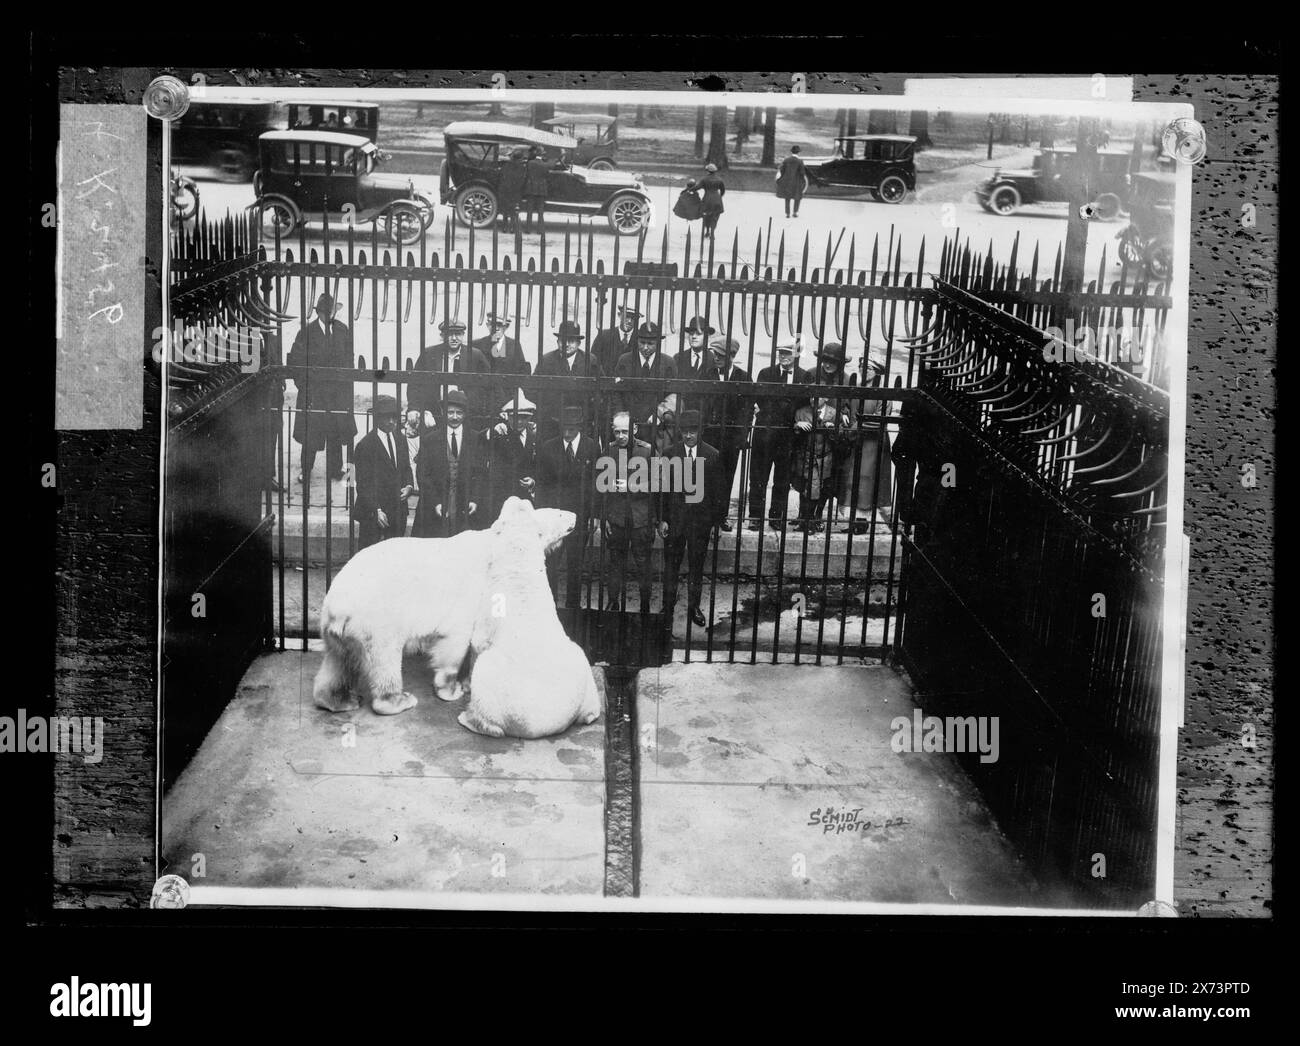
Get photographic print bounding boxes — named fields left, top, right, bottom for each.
left=153, top=83, right=1193, bottom=912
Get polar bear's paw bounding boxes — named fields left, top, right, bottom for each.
left=372, top=690, right=419, bottom=716
left=433, top=669, right=467, bottom=702
left=314, top=687, right=363, bottom=713
left=458, top=709, right=504, bottom=738
left=579, top=709, right=601, bottom=726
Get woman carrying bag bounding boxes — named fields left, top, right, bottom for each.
left=673, top=179, right=702, bottom=221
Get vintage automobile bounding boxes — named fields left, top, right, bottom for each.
left=1115, top=172, right=1176, bottom=280
left=252, top=130, right=435, bottom=245
left=172, top=99, right=281, bottom=182
left=539, top=114, right=619, bottom=169
left=441, top=121, right=653, bottom=235
left=801, top=135, right=917, bottom=203
left=286, top=101, right=380, bottom=143
left=976, top=147, right=1136, bottom=218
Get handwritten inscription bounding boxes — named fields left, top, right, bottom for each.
left=806, top=807, right=909, bottom=835
left=57, top=104, right=145, bottom=429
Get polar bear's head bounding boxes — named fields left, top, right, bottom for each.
left=492, top=498, right=576, bottom=557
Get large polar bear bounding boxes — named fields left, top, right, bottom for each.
left=458, top=498, right=603, bottom=739
left=312, top=502, right=577, bottom=718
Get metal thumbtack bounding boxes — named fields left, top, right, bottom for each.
left=149, top=873, right=192, bottom=909
left=1161, top=117, right=1206, bottom=165
left=1136, top=899, right=1178, bottom=917
left=143, top=75, right=191, bottom=121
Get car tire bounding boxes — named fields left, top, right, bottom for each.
left=455, top=185, right=498, bottom=229
left=412, top=192, right=437, bottom=230
left=213, top=147, right=254, bottom=183
left=172, top=182, right=198, bottom=222
left=383, top=202, right=425, bottom=246
left=1144, top=242, right=1173, bottom=281
left=988, top=184, right=1021, bottom=216
left=588, top=158, right=617, bottom=171
left=607, top=192, right=651, bottom=235
left=1118, top=229, right=1145, bottom=267
left=1094, top=192, right=1123, bottom=221
left=876, top=174, right=908, bottom=205
left=257, top=195, right=300, bottom=240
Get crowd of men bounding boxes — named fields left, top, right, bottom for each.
left=282, top=293, right=895, bottom=628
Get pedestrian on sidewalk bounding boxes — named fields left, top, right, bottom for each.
left=698, top=163, right=726, bottom=240
left=673, top=179, right=702, bottom=222
left=776, top=145, right=809, bottom=218
left=523, top=146, right=549, bottom=232
left=497, top=148, right=528, bottom=232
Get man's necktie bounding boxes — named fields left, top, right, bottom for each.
left=642, top=362, right=651, bottom=377
left=567, top=441, right=576, bottom=463
left=451, top=433, right=459, bottom=459
left=386, top=433, right=396, bottom=463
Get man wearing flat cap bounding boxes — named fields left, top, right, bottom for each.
left=535, top=318, right=602, bottom=444
left=538, top=404, right=600, bottom=607
left=287, top=292, right=358, bottom=488
left=351, top=395, right=414, bottom=549
left=483, top=390, right=540, bottom=523
left=660, top=409, right=727, bottom=629
left=473, top=311, right=532, bottom=410
left=591, top=305, right=640, bottom=376
left=409, top=317, right=492, bottom=429
left=412, top=388, right=484, bottom=538
left=613, top=320, right=678, bottom=442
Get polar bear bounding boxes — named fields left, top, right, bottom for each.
left=312, top=506, right=576, bottom=716
left=458, top=498, right=604, bottom=739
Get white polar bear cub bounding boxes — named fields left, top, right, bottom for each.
left=458, top=498, right=603, bottom=739
left=312, top=503, right=577, bottom=717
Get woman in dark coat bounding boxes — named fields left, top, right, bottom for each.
left=775, top=145, right=809, bottom=218
left=697, top=163, right=726, bottom=239
left=837, top=356, right=893, bottom=532
left=673, top=179, right=702, bottom=221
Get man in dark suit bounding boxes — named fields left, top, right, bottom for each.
left=599, top=411, right=661, bottom=613
left=287, top=293, right=358, bottom=487
left=535, top=319, right=602, bottom=444
left=673, top=315, right=719, bottom=415
left=613, top=321, right=678, bottom=442
left=408, top=318, right=492, bottom=430
left=482, top=392, right=540, bottom=525
left=660, top=410, right=727, bottom=628
left=538, top=405, right=600, bottom=607
left=704, top=335, right=752, bottom=532
left=523, top=146, right=550, bottom=232
left=351, top=395, right=414, bottom=550
left=412, top=389, right=485, bottom=537
left=472, top=311, right=532, bottom=411
left=590, top=306, right=639, bottom=376
left=747, top=341, right=813, bottom=530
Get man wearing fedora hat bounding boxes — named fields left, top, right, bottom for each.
left=472, top=311, right=531, bottom=409
left=538, top=404, right=600, bottom=607
left=287, top=292, right=358, bottom=488
left=613, top=320, right=678, bottom=439
left=483, top=390, right=540, bottom=523
left=591, top=305, right=640, bottom=376
left=704, top=334, right=752, bottom=531
left=410, top=318, right=492, bottom=430
left=351, top=395, right=414, bottom=549
left=412, top=388, right=485, bottom=537
left=674, top=316, right=720, bottom=414
left=748, top=340, right=813, bottom=529
left=535, top=319, right=602, bottom=444
left=660, top=409, right=727, bottom=629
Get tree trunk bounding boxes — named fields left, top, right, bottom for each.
left=999, top=114, right=1011, bottom=143
left=635, top=105, right=645, bottom=126
left=908, top=110, right=932, bottom=148
left=1039, top=117, right=1055, bottom=149
left=835, top=108, right=846, bottom=138
left=487, top=100, right=503, bottom=117
left=867, top=110, right=896, bottom=135
left=761, top=106, right=777, bottom=166
left=1130, top=122, right=1145, bottom=176
left=752, top=108, right=763, bottom=133
left=531, top=101, right=555, bottom=129
left=694, top=107, right=706, bottom=158
left=705, top=105, right=730, bottom=171
left=1061, top=117, right=1099, bottom=297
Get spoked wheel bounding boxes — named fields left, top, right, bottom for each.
left=1117, top=230, right=1145, bottom=267
left=171, top=182, right=198, bottom=221
left=607, top=192, right=651, bottom=235
left=258, top=196, right=300, bottom=239
left=988, top=184, right=1021, bottom=216
left=1144, top=242, right=1173, bottom=281
left=876, top=174, right=908, bottom=204
left=588, top=158, right=616, bottom=171
left=455, top=185, right=498, bottom=228
left=383, top=202, right=425, bottom=246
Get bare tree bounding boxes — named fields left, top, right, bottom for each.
left=761, top=106, right=777, bottom=166
left=867, top=110, right=897, bottom=135
left=531, top=101, right=555, bottom=129
left=1039, top=116, right=1055, bottom=150
left=1061, top=116, right=1100, bottom=296
left=908, top=110, right=932, bottom=148
left=705, top=105, right=730, bottom=170
left=846, top=109, right=858, bottom=137
left=694, top=107, right=706, bottom=158
left=635, top=105, right=645, bottom=126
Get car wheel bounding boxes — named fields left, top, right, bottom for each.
left=172, top=183, right=198, bottom=221
left=384, top=202, right=425, bottom=246
left=213, top=148, right=254, bottom=183
left=1118, top=230, right=1145, bottom=267
left=455, top=185, right=498, bottom=229
left=877, top=174, right=908, bottom=204
left=252, top=170, right=263, bottom=196
left=412, top=192, right=437, bottom=230
left=607, top=192, right=651, bottom=235
left=1144, top=242, right=1173, bottom=281
left=1093, top=192, right=1123, bottom=221
left=588, top=158, right=616, bottom=171
left=988, top=184, right=1020, bottom=216
left=258, top=196, right=300, bottom=239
